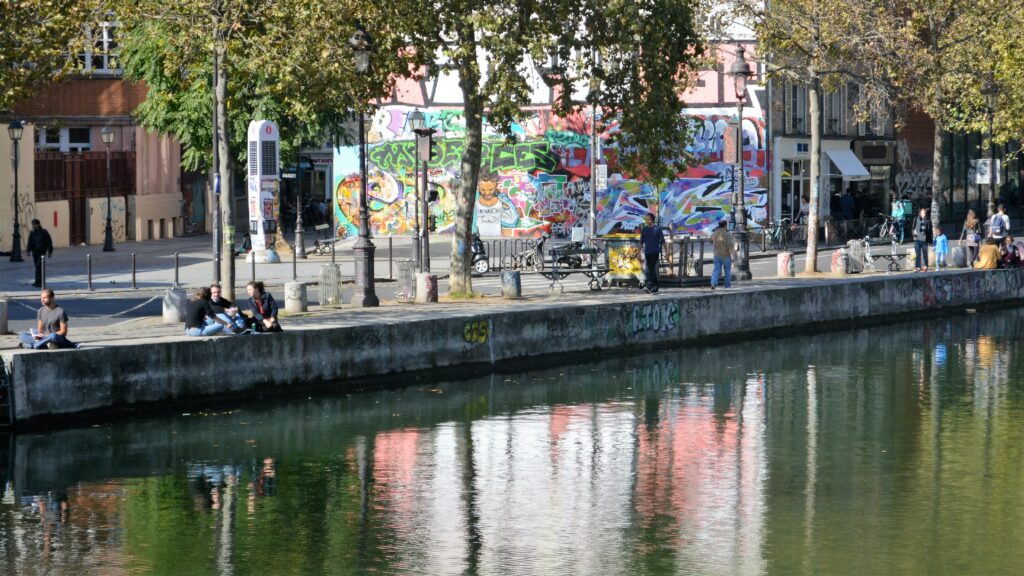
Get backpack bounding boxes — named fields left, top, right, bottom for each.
left=991, top=215, right=1007, bottom=236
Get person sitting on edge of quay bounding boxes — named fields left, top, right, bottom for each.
left=185, top=287, right=227, bottom=337
left=710, top=220, right=735, bottom=290
left=18, top=288, right=80, bottom=350
left=208, top=284, right=249, bottom=333
left=974, top=238, right=1001, bottom=270
left=1000, top=236, right=1021, bottom=268
left=246, top=281, right=283, bottom=333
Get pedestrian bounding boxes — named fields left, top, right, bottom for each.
left=988, top=204, right=1010, bottom=241
left=18, top=288, right=80, bottom=350
left=710, top=220, right=736, bottom=289
left=639, top=213, right=666, bottom=294
left=840, top=188, right=855, bottom=220
left=26, top=218, right=53, bottom=288
left=960, top=209, right=982, bottom=264
left=912, top=207, right=931, bottom=272
left=934, top=226, right=949, bottom=269
left=246, top=281, right=283, bottom=332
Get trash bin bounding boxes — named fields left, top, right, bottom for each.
left=501, top=270, right=522, bottom=299
left=319, top=263, right=344, bottom=307
left=846, top=240, right=865, bottom=273
left=396, top=259, right=416, bottom=303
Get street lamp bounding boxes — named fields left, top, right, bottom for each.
left=981, top=75, right=998, bottom=218
left=412, top=114, right=437, bottom=273
left=101, top=126, right=116, bottom=251
left=728, top=44, right=754, bottom=281
left=408, top=109, right=425, bottom=269
left=8, top=120, right=24, bottom=262
left=348, top=23, right=379, bottom=307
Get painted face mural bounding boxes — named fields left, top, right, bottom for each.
left=334, top=104, right=768, bottom=238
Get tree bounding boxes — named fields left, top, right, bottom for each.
left=0, top=0, right=102, bottom=111
left=405, top=0, right=708, bottom=294
left=734, top=0, right=896, bottom=273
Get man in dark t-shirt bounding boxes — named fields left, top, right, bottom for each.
left=639, top=213, right=667, bottom=293
left=18, top=289, right=79, bottom=350
left=208, top=284, right=248, bottom=332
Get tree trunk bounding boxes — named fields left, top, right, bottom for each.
left=931, top=119, right=943, bottom=229
left=449, top=26, right=482, bottom=295
left=805, top=72, right=821, bottom=273
left=215, top=40, right=235, bottom=300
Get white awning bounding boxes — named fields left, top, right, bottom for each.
left=826, top=149, right=871, bottom=181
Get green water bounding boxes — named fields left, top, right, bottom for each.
left=2, top=309, right=1024, bottom=575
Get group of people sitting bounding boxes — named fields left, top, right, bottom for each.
left=960, top=206, right=1022, bottom=270
left=185, top=281, right=283, bottom=336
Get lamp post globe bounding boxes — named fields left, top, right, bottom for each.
left=101, top=126, right=116, bottom=251
left=348, top=23, right=379, bottom=307
left=728, top=44, right=754, bottom=281
left=8, top=120, right=24, bottom=262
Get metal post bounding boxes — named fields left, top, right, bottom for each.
left=295, top=155, right=306, bottom=260
left=8, top=124, right=23, bottom=263
left=174, top=252, right=180, bottom=287
left=40, top=255, right=46, bottom=289
left=988, top=109, right=996, bottom=218
left=131, top=253, right=137, bottom=289
left=103, top=137, right=115, bottom=251
left=292, top=230, right=297, bottom=281
left=733, top=96, right=752, bottom=280
left=412, top=156, right=421, bottom=270
left=389, top=235, right=393, bottom=279
left=87, top=254, right=93, bottom=291
left=212, top=49, right=222, bottom=284
left=250, top=256, right=256, bottom=283
left=351, top=109, right=379, bottom=307
left=590, top=100, right=598, bottom=245
left=421, top=157, right=431, bottom=274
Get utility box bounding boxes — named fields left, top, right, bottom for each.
left=247, top=120, right=281, bottom=263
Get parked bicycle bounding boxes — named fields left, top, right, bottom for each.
left=760, top=217, right=792, bottom=251
left=867, top=213, right=904, bottom=244
left=503, top=233, right=549, bottom=271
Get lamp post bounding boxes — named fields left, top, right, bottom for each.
left=101, top=126, right=116, bottom=251
left=408, top=109, right=424, bottom=269
left=728, top=44, right=754, bottom=281
left=412, top=118, right=437, bottom=274
left=8, top=121, right=24, bottom=262
left=982, top=76, right=998, bottom=218
left=295, top=154, right=306, bottom=261
left=349, top=24, right=379, bottom=307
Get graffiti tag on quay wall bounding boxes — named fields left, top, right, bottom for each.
left=629, top=302, right=681, bottom=335
left=463, top=319, right=490, bottom=345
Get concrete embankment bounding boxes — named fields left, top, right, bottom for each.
left=6, top=269, right=1023, bottom=425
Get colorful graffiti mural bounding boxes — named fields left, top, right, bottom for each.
left=333, top=103, right=768, bottom=239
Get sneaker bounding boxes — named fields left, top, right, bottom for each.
left=710, top=285, right=716, bottom=290
left=74, top=344, right=82, bottom=349
left=46, top=342, right=59, bottom=350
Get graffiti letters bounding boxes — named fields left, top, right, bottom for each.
left=463, top=319, right=490, bottom=345
left=629, top=302, right=681, bottom=335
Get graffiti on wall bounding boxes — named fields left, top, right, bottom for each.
left=334, top=102, right=768, bottom=239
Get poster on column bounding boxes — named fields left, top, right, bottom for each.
left=248, top=177, right=264, bottom=249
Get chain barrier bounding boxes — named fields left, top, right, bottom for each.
left=11, top=294, right=162, bottom=319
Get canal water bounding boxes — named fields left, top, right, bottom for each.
left=2, top=309, right=1024, bottom=575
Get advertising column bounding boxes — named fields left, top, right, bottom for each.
left=247, top=120, right=281, bottom=263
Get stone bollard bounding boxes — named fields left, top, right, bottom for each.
left=950, top=245, right=967, bottom=268
left=284, top=281, right=308, bottom=313
left=904, top=247, right=916, bottom=271
left=162, top=287, right=187, bottom=323
left=415, top=273, right=438, bottom=304
left=395, top=260, right=416, bottom=303
left=831, top=248, right=849, bottom=275
left=501, top=270, right=522, bottom=299
left=0, top=296, right=8, bottom=335
left=777, top=252, right=795, bottom=277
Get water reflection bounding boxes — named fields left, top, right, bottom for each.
left=2, top=310, right=1024, bottom=575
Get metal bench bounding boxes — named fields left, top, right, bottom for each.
left=542, top=246, right=609, bottom=291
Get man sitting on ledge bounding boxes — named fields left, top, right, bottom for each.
left=18, top=289, right=80, bottom=350
left=208, top=284, right=249, bottom=333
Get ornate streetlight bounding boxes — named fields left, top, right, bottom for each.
left=981, top=75, right=998, bottom=218
left=411, top=113, right=437, bottom=273
left=348, top=23, right=379, bottom=307
left=408, top=109, right=425, bottom=269
left=728, top=44, right=754, bottom=281
left=8, top=121, right=24, bottom=262
left=102, top=126, right=116, bottom=251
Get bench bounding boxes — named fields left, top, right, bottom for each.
left=542, top=246, right=609, bottom=291
left=873, top=253, right=908, bottom=272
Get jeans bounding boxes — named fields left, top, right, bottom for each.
left=185, top=320, right=225, bottom=337
left=935, top=251, right=947, bottom=268
left=914, top=240, right=928, bottom=269
left=216, top=313, right=246, bottom=331
left=712, top=256, right=732, bottom=288
left=18, top=332, right=76, bottom=349
left=644, top=252, right=660, bottom=291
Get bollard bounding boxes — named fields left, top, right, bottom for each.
left=777, top=252, right=795, bottom=277
left=162, top=287, right=187, bottom=323
left=395, top=259, right=416, bottom=303
left=40, top=255, right=46, bottom=289
left=251, top=256, right=256, bottom=283
left=501, top=270, right=522, bottom=299
left=284, top=281, right=308, bottom=313
left=0, top=296, right=8, bottom=335
left=415, top=273, right=438, bottom=304
left=87, top=254, right=94, bottom=291
left=950, top=245, right=967, bottom=268
left=831, top=248, right=849, bottom=275
left=131, top=253, right=137, bottom=289
left=318, top=264, right=344, bottom=307
left=389, top=235, right=393, bottom=279
left=174, top=252, right=180, bottom=287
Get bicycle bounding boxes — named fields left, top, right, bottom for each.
left=502, top=233, right=550, bottom=271
left=312, top=224, right=339, bottom=255
left=867, top=213, right=904, bottom=244
left=760, top=218, right=792, bottom=251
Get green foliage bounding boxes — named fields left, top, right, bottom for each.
left=0, top=0, right=102, bottom=111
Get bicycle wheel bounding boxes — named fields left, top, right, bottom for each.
left=779, top=228, right=789, bottom=250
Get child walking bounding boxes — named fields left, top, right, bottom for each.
left=934, top=227, right=949, bottom=269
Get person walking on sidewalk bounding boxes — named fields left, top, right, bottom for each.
left=710, top=220, right=735, bottom=290
left=960, top=210, right=982, bottom=264
left=913, top=208, right=931, bottom=271
left=18, top=288, right=80, bottom=349
left=639, top=213, right=666, bottom=293
left=26, top=219, right=53, bottom=288
left=988, top=204, right=1010, bottom=242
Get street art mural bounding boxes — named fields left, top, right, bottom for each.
left=333, top=90, right=767, bottom=239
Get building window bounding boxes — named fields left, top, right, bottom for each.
left=823, top=87, right=847, bottom=136
left=36, top=127, right=92, bottom=152
left=784, top=82, right=808, bottom=135
left=79, top=22, right=119, bottom=73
